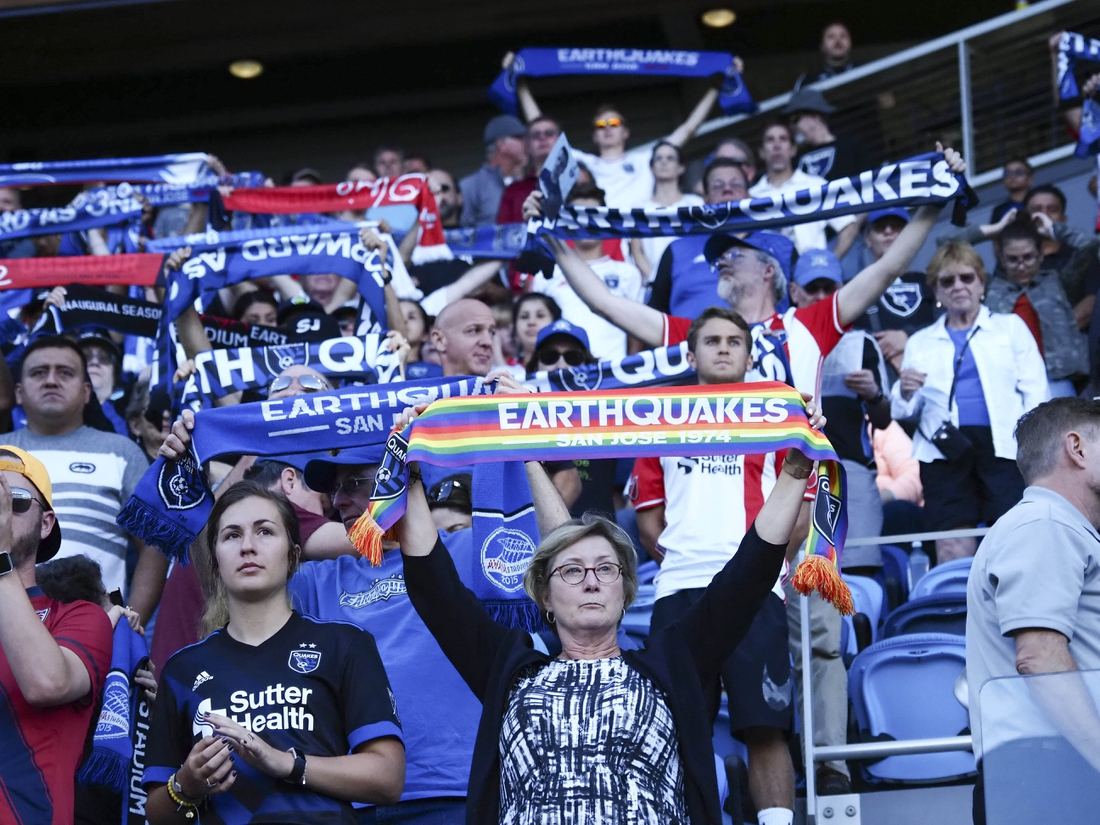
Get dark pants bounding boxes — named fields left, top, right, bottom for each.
left=920, top=426, right=1024, bottom=531
left=358, top=798, right=466, bottom=825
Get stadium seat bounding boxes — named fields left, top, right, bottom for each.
left=848, top=633, right=976, bottom=783
left=882, top=594, right=967, bottom=638
left=876, top=544, right=910, bottom=611
left=841, top=574, right=885, bottom=663
left=909, top=557, right=973, bottom=601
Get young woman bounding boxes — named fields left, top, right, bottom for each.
left=144, top=482, right=405, bottom=825
left=511, top=293, right=561, bottom=367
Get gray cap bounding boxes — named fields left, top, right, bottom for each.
left=781, top=88, right=837, bottom=115
left=484, top=114, right=527, bottom=144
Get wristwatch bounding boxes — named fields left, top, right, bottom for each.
left=284, top=747, right=307, bottom=785
left=0, top=551, right=13, bottom=577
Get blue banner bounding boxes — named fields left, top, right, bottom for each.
left=442, top=223, right=527, bottom=259
left=490, top=47, right=755, bottom=116
left=0, top=186, right=144, bottom=242
left=1057, top=31, right=1100, bottom=157
left=123, top=172, right=267, bottom=206
left=0, top=152, right=212, bottom=187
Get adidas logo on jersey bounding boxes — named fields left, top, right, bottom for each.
left=192, top=671, right=213, bottom=691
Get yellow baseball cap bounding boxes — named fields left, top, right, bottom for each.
left=0, top=446, right=62, bottom=562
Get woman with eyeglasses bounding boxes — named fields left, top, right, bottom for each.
left=392, top=398, right=824, bottom=825
left=891, top=241, right=1048, bottom=563
left=144, top=482, right=405, bottom=825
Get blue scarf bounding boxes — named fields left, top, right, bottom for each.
left=124, top=172, right=267, bottom=206
left=118, top=377, right=489, bottom=560
left=522, top=341, right=695, bottom=392
left=443, top=224, right=527, bottom=260
left=0, top=153, right=212, bottom=187
left=179, top=332, right=406, bottom=408
left=469, top=461, right=543, bottom=632
left=490, top=48, right=755, bottom=116
left=1057, top=32, right=1100, bottom=157
left=521, top=150, right=974, bottom=273
left=0, top=187, right=144, bottom=242
left=77, top=621, right=149, bottom=809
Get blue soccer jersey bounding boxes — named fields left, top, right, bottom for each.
left=144, top=611, right=402, bottom=825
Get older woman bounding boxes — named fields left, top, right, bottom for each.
left=394, top=401, right=824, bottom=825
left=891, top=241, right=1048, bottom=562
left=144, top=482, right=405, bottom=824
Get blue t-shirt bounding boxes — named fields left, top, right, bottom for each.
left=288, top=533, right=481, bottom=804
left=947, top=326, right=990, bottom=427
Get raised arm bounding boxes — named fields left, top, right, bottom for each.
left=837, top=143, right=965, bottom=327
left=666, top=87, right=720, bottom=148
left=502, top=52, right=541, bottom=122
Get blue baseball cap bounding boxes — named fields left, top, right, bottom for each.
left=304, top=444, right=386, bottom=494
left=256, top=451, right=336, bottom=475
left=535, top=318, right=591, bottom=353
left=703, top=230, right=796, bottom=281
left=793, top=249, right=843, bottom=288
left=866, top=207, right=910, bottom=227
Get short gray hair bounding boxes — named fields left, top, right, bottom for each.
left=1014, top=397, right=1100, bottom=484
left=755, top=250, right=787, bottom=303
left=523, top=513, right=639, bottom=630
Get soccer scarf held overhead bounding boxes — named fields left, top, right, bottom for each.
left=0, top=152, right=212, bottom=187
left=0, top=253, right=165, bottom=290
left=0, top=186, right=144, bottom=242
left=219, top=175, right=449, bottom=263
left=489, top=48, right=755, bottom=116
left=1057, top=32, right=1100, bottom=157
left=360, top=383, right=854, bottom=614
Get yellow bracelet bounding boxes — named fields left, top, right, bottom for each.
left=166, top=773, right=199, bottom=820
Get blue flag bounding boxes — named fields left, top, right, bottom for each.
left=0, top=152, right=212, bottom=187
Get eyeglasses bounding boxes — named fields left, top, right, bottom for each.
left=1004, top=168, right=1030, bottom=178
left=84, top=351, right=116, bottom=367
left=1004, top=253, right=1039, bottom=269
left=551, top=563, right=623, bottom=585
left=269, top=374, right=331, bottom=394
left=143, top=407, right=171, bottom=428
left=594, top=117, right=623, bottom=129
left=11, top=487, right=46, bottom=514
left=330, top=475, right=376, bottom=499
left=936, top=272, right=978, bottom=289
left=538, top=349, right=587, bottom=367
left=529, top=129, right=559, bottom=140
left=710, top=247, right=752, bottom=273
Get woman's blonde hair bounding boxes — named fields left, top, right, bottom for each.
left=522, top=513, right=639, bottom=631
left=201, top=481, right=302, bottom=636
left=925, top=240, right=987, bottom=289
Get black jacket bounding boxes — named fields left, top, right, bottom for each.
left=403, top=524, right=787, bottom=825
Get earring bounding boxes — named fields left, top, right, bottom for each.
left=546, top=611, right=556, bottom=624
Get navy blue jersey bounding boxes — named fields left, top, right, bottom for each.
left=144, top=611, right=402, bottom=825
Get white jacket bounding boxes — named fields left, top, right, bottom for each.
left=890, top=306, right=1049, bottom=462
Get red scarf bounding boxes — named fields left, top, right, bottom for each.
left=0, top=253, right=163, bottom=290
left=221, top=174, right=450, bottom=264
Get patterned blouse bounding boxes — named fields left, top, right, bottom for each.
left=498, top=656, right=688, bottom=825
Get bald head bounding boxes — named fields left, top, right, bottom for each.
left=431, top=299, right=495, bottom=377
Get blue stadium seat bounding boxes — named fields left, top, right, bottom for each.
left=841, top=574, right=885, bottom=662
left=882, top=594, right=967, bottom=638
left=876, top=544, right=910, bottom=610
left=848, top=633, right=975, bottom=783
left=910, top=557, right=973, bottom=601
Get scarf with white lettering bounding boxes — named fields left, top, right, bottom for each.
left=0, top=153, right=212, bottom=187
left=217, top=175, right=450, bottom=264
left=520, top=341, right=695, bottom=392
left=179, top=333, right=405, bottom=408
left=361, top=384, right=854, bottom=614
left=0, top=187, right=144, bottom=242
left=1057, top=31, right=1100, bottom=157
left=443, top=223, right=528, bottom=260
left=524, top=152, right=973, bottom=269
left=489, top=48, right=755, bottom=116
left=34, top=284, right=162, bottom=338
left=76, top=620, right=149, bottom=821
left=117, top=377, right=489, bottom=561
left=199, top=313, right=341, bottom=350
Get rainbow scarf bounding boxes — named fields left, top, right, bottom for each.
left=358, top=383, right=854, bottom=613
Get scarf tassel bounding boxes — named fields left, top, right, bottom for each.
left=77, top=749, right=129, bottom=794
left=117, top=496, right=195, bottom=564
left=482, top=600, right=547, bottom=634
left=791, top=554, right=854, bottom=616
left=348, top=510, right=386, bottom=566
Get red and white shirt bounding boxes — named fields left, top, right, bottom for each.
left=631, top=453, right=790, bottom=601
left=661, top=292, right=848, bottom=398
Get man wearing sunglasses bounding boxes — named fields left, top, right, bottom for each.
left=268, top=365, right=332, bottom=399
left=0, top=445, right=113, bottom=825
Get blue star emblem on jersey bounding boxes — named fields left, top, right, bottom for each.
left=603, top=273, right=620, bottom=289
left=881, top=282, right=923, bottom=318
left=481, top=526, right=536, bottom=593
left=288, top=649, right=322, bottom=674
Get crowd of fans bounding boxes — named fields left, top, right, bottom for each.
left=2, top=19, right=1100, bottom=825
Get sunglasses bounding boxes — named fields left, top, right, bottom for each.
left=434, top=183, right=454, bottom=193
left=429, top=477, right=467, bottom=505
left=11, top=487, right=46, bottom=514
left=329, top=475, right=376, bottom=499
left=594, top=117, right=623, bottom=129
left=143, top=407, right=172, bottom=428
left=936, top=272, right=978, bottom=289
left=269, top=374, right=331, bottom=394
left=529, top=129, right=559, bottom=140
left=538, top=349, right=587, bottom=367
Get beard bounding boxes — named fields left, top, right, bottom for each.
left=10, top=527, right=40, bottom=568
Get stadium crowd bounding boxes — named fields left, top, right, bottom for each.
left=1, top=19, right=1100, bottom=825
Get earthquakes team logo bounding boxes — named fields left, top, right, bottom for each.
left=288, top=647, right=322, bottom=674
left=158, top=454, right=207, bottom=512
left=881, top=282, right=923, bottom=317
left=264, top=342, right=310, bottom=374
left=812, top=475, right=843, bottom=545
left=480, top=526, right=536, bottom=593
left=339, top=575, right=407, bottom=609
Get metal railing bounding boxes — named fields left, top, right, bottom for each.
left=800, top=527, right=988, bottom=824
left=688, top=0, right=1100, bottom=189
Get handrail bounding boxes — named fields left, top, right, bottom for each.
left=845, top=527, right=990, bottom=548
left=815, top=735, right=973, bottom=762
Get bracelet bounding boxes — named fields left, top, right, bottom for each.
left=284, top=747, right=307, bottom=786
left=782, top=459, right=813, bottom=480
left=166, top=773, right=200, bottom=820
